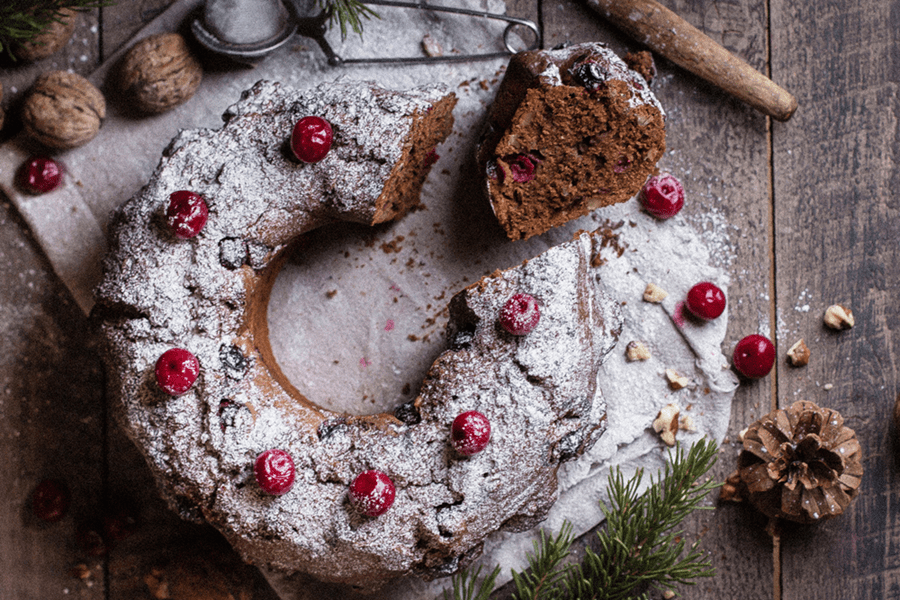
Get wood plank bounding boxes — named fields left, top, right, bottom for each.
left=771, top=0, right=900, bottom=598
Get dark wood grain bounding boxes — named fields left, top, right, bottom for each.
left=771, top=0, right=900, bottom=598
left=3, top=0, right=899, bottom=598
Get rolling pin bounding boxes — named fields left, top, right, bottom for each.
left=588, top=0, right=797, bottom=121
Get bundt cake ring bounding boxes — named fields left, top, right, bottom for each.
left=92, top=78, right=623, bottom=589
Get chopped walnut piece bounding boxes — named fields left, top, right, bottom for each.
left=787, top=338, right=810, bottom=366
left=69, top=563, right=91, bottom=580
left=665, top=368, right=690, bottom=390
left=625, top=340, right=651, bottom=361
left=653, top=403, right=680, bottom=446
left=824, top=304, right=854, bottom=330
left=679, top=414, right=696, bottom=432
left=643, top=282, right=668, bottom=303
left=421, top=34, right=443, bottom=57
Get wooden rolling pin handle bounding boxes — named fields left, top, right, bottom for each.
left=591, top=0, right=797, bottom=121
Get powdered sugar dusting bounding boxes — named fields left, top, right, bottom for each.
left=94, top=80, right=621, bottom=589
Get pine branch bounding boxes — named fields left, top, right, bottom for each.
left=440, top=439, right=720, bottom=600
left=0, top=0, right=115, bottom=57
left=444, top=564, right=502, bottom=600
left=320, top=0, right=380, bottom=40
left=511, top=523, right=574, bottom=600
left=566, top=438, right=720, bottom=600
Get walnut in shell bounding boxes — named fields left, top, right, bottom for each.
left=22, top=71, right=106, bottom=149
left=13, top=9, right=78, bottom=62
left=119, top=33, right=202, bottom=114
left=728, top=400, right=862, bottom=523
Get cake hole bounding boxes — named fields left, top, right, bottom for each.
left=267, top=221, right=449, bottom=416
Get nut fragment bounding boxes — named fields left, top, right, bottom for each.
left=653, top=403, right=680, bottom=446
left=665, top=368, right=690, bottom=390
left=786, top=338, right=810, bottom=366
left=625, top=340, right=651, bottom=361
left=643, top=282, right=668, bottom=303
left=119, top=33, right=203, bottom=114
left=824, top=304, right=854, bottom=330
left=13, top=8, right=78, bottom=61
left=22, top=71, right=106, bottom=149
left=679, top=414, right=696, bottom=432
left=421, top=34, right=443, bottom=57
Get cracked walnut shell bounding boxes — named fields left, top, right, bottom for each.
left=119, top=33, right=202, bottom=114
left=22, top=71, right=106, bottom=149
left=729, top=400, right=862, bottom=523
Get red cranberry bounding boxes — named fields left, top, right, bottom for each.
left=166, top=190, right=208, bottom=239
left=31, top=479, right=70, bottom=522
left=424, top=148, right=440, bottom=167
left=508, top=154, right=538, bottom=182
left=639, top=173, right=685, bottom=219
left=155, top=348, right=200, bottom=395
left=291, top=115, right=333, bottom=163
left=499, top=293, right=540, bottom=335
left=613, top=155, right=632, bottom=173
left=254, top=449, right=296, bottom=496
left=18, top=156, right=63, bottom=194
left=349, top=470, right=395, bottom=517
left=733, top=334, right=776, bottom=378
left=451, top=411, right=491, bottom=455
left=685, top=282, right=726, bottom=320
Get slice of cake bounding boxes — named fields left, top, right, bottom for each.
left=477, top=42, right=666, bottom=240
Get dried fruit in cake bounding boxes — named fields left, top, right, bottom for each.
left=639, top=172, right=684, bottom=219
left=349, top=470, right=396, bottom=517
left=450, top=411, right=492, bottom=456
left=685, top=281, right=726, bottom=320
left=732, top=334, right=775, bottom=378
left=477, top=42, right=666, bottom=240
left=291, top=115, right=333, bottom=163
left=166, top=190, right=209, bottom=239
left=499, top=292, right=541, bottom=335
left=17, top=156, right=63, bottom=194
left=255, top=449, right=296, bottom=496
left=155, top=348, right=200, bottom=395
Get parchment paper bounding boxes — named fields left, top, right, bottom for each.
left=0, top=1, right=737, bottom=597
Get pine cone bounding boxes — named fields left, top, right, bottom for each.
left=726, top=400, right=862, bottom=523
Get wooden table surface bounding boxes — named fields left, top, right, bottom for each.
left=1, top=1, right=897, bottom=598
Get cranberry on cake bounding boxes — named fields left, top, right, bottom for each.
left=93, top=79, right=622, bottom=589
left=477, top=42, right=667, bottom=240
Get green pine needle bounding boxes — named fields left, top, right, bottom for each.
left=0, top=0, right=115, bottom=57
left=443, top=439, right=720, bottom=600
left=511, top=523, right=574, bottom=600
left=320, top=0, right=380, bottom=40
left=444, top=564, right=502, bottom=600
